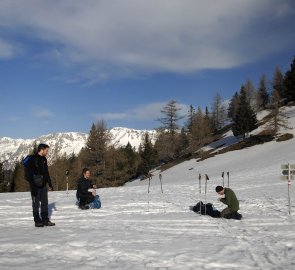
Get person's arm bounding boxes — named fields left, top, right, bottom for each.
left=44, top=158, right=53, bottom=190
left=227, top=191, right=239, bottom=210
left=90, top=181, right=97, bottom=189
left=220, top=198, right=227, bottom=205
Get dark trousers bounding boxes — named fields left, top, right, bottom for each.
left=31, top=186, right=48, bottom=222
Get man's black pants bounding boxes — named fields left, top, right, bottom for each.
left=31, top=186, right=48, bottom=222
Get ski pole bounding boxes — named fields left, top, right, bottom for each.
left=159, top=173, right=163, bottom=194
left=199, top=174, right=202, bottom=216
left=222, top=172, right=224, bottom=187
left=148, top=176, right=151, bottom=212
left=159, top=173, right=165, bottom=212
left=227, top=172, right=230, bottom=187
left=205, top=174, right=209, bottom=215
left=65, top=170, right=69, bottom=197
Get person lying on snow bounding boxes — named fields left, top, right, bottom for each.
left=76, top=168, right=101, bottom=209
left=215, top=185, right=242, bottom=220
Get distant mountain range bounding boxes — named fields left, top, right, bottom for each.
left=0, top=127, right=156, bottom=170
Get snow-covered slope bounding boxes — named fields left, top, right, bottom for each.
left=0, top=108, right=295, bottom=269
left=202, top=105, right=295, bottom=153
left=0, top=128, right=156, bottom=169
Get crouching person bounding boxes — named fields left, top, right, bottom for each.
left=215, top=186, right=242, bottom=220
left=76, top=168, right=101, bottom=209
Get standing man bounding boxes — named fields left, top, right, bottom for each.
left=28, top=143, right=55, bottom=227
left=215, top=185, right=242, bottom=219
left=76, top=168, right=97, bottom=209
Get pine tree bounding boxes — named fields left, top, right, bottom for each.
left=177, top=128, right=189, bottom=156
left=256, top=74, right=269, bottom=111
left=0, top=162, right=6, bottom=192
left=158, top=100, right=183, bottom=135
left=153, top=130, right=172, bottom=162
left=122, top=142, right=140, bottom=180
left=157, top=100, right=184, bottom=159
left=272, top=66, right=286, bottom=102
left=211, top=92, right=227, bottom=132
left=189, top=107, right=212, bottom=151
left=244, top=79, right=257, bottom=109
left=205, top=106, right=212, bottom=131
left=187, top=104, right=195, bottom=133
left=228, top=92, right=240, bottom=120
left=12, top=161, right=30, bottom=192
left=85, top=120, right=111, bottom=184
left=232, top=86, right=258, bottom=138
left=267, top=90, right=289, bottom=135
left=138, top=133, right=157, bottom=176
left=284, top=56, right=295, bottom=102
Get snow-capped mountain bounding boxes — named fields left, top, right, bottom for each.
left=0, top=128, right=156, bottom=169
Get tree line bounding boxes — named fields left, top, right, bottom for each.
left=1, top=55, right=294, bottom=192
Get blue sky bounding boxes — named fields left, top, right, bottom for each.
left=0, top=0, right=295, bottom=139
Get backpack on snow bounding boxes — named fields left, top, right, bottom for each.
left=191, top=201, right=220, bottom=218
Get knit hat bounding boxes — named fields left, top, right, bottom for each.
left=215, top=186, right=224, bottom=193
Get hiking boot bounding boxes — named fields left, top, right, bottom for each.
left=80, top=204, right=89, bottom=210
left=35, top=221, right=44, bottom=227
left=43, top=220, right=55, bottom=226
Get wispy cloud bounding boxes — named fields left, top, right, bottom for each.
left=32, top=108, right=55, bottom=119
left=7, top=116, right=21, bottom=122
left=91, top=101, right=190, bottom=123
left=0, top=0, right=294, bottom=82
left=0, top=39, right=21, bottom=59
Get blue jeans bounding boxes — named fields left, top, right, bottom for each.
left=89, top=195, right=101, bottom=209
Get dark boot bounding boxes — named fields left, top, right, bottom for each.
left=232, top=212, right=243, bottom=220
left=43, top=220, right=55, bottom=226
left=35, top=221, right=44, bottom=227
left=41, top=212, right=55, bottom=226
left=79, top=204, right=89, bottom=210
left=33, top=212, right=43, bottom=227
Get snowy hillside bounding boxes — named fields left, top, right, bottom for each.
left=0, top=128, right=156, bottom=169
left=0, top=107, right=295, bottom=269
left=202, top=105, right=295, bottom=154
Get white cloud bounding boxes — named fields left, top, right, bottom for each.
left=91, top=101, right=190, bottom=122
left=7, top=116, right=21, bottom=122
left=32, top=108, right=55, bottom=119
left=0, top=0, right=294, bottom=82
left=0, top=39, right=21, bottom=59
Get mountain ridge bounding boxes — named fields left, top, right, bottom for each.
left=0, top=127, right=156, bottom=169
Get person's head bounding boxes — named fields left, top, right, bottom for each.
left=215, top=185, right=224, bottom=195
left=82, top=168, right=91, bottom=179
left=37, top=143, right=49, bottom=156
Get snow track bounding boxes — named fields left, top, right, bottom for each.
left=1, top=184, right=295, bottom=270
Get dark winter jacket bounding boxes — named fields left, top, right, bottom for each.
left=76, top=177, right=95, bottom=206
left=27, top=154, right=53, bottom=189
left=220, top=187, right=239, bottom=212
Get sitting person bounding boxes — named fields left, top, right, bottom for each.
left=215, top=185, right=242, bottom=220
left=76, top=168, right=101, bottom=209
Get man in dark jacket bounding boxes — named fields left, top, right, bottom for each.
left=216, top=186, right=241, bottom=219
left=28, top=143, right=55, bottom=227
left=76, top=168, right=97, bottom=209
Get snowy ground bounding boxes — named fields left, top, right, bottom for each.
left=1, top=107, right=295, bottom=270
